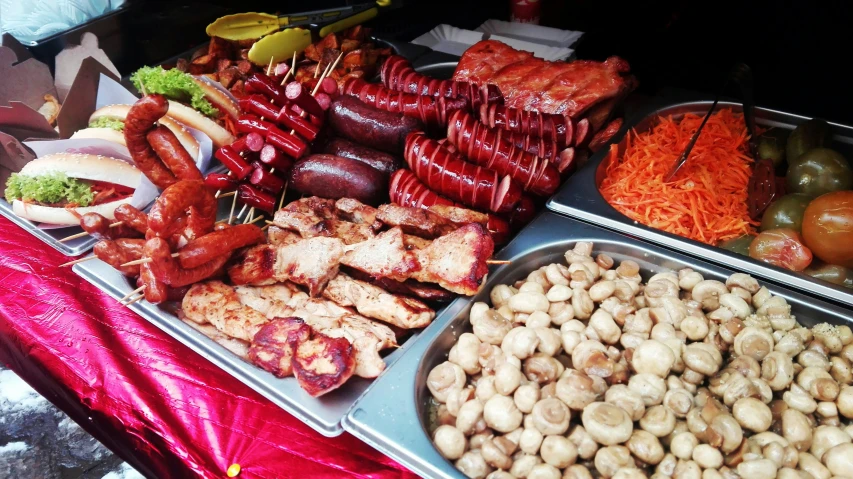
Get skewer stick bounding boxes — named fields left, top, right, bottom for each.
left=216, top=190, right=236, bottom=199
left=120, top=252, right=179, bottom=268
left=246, top=214, right=264, bottom=226
left=278, top=181, right=288, bottom=211
left=227, top=189, right=238, bottom=225
left=58, top=231, right=91, bottom=243
left=236, top=203, right=248, bottom=221
left=486, top=259, right=511, bottom=265
left=266, top=56, right=275, bottom=76
left=314, top=61, right=321, bottom=78
left=261, top=224, right=270, bottom=232
left=120, top=285, right=146, bottom=302
left=59, top=256, right=97, bottom=267
left=243, top=207, right=256, bottom=224
left=123, top=295, right=145, bottom=306
left=281, top=51, right=297, bottom=85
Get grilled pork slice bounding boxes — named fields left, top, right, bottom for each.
left=322, top=273, right=435, bottom=329
left=334, top=198, right=378, bottom=224
left=290, top=328, right=356, bottom=397
left=273, top=197, right=377, bottom=244
left=181, top=319, right=250, bottom=359
left=182, top=280, right=270, bottom=341
left=248, top=317, right=308, bottom=377
left=376, top=204, right=455, bottom=239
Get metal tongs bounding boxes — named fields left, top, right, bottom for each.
left=666, top=63, right=758, bottom=181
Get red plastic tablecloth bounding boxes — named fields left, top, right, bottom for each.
left=0, top=215, right=416, bottom=478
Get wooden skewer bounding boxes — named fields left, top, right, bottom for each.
left=59, top=256, right=96, bottom=267
left=281, top=51, right=297, bottom=85
left=266, top=56, right=275, bottom=76
left=58, top=231, right=91, bottom=243
left=123, top=295, right=145, bottom=306
left=121, top=252, right=179, bottom=268
left=314, top=61, right=321, bottom=78
left=278, top=181, right=288, bottom=211
left=246, top=215, right=264, bottom=226
left=216, top=190, right=236, bottom=199
left=486, top=259, right=511, bottom=265
left=261, top=224, right=270, bottom=232
left=264, top=220, right=274, bottom=225
left=236, top=203, right=248, bottom=221
left=119, top=285, right=146, bottom=302
left=243, top=207, right=256, bottom=224
left=227, top=189, right=238, bottom=225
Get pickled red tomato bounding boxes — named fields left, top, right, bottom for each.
left=749, top=228, right=813, bottom=272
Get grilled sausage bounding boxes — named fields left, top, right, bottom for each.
left=289, top=154, right=388, bottom=206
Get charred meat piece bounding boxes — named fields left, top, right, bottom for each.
left=181, top=280, right=270, bottom=341
left=248, top=317, right=309, bottom=377
left=321, top=273, right=435, bottom=329
left=376, top=204, right=456, bottom=239
left=290, top=328, right=355, bottom=397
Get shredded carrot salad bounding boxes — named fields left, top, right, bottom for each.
left=599, top=108, right=758, bottom=245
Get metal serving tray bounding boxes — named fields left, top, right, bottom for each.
left=342, top=211, right=853, bottom=479
left=0, top=199, right=97, bottom=256
left=547, top=100, right=853, bottom=308
left=74, top=257, right=420, bottom=437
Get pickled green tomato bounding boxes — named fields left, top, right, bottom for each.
left=802, top=191, right=853, bottom=268
left=760, top=194, right=811, bottom=232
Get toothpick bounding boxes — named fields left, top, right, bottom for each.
left=312, top=52, right=343, bottom=96
left=281, top=51, right=297, bottom=85
left=109, top=222, right=122, bottom=228
left=60, top=256, right=96, bottom=267
left=264, top=220, right=274, bottom=225
left=314, top=62, right=321, bottom=78
left=246, top=215, right=264, bottom=226
left=216, top=191, right=236, bottom=199
left=139, top=80, right=148, bottom=96
left=123, top=295, right=145, bottom=306
left=267, top=56, right=275, bottom=76
left=120, top=285, right=146, bottom=302
left=235, top=203, right=248, bottom=221
left=243, top=207, right=256, bottom=224
left=120, top=252, right=179, bottom=268
left=227, top=189, right=238, bottom=225
left=58, top=231, right=90, bottom=243
left=261, top=224, right=270, bottom=232
left=486, top=259, right=512, bottom=265
left=278, top=181, right=288, bottom=211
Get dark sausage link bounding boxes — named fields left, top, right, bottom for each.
left=322, top=137, right=401, bottom=176
left=146, top=125, right=202, bottom=181
left=447, top=110, right=561, bottom=196
left=80, top=212, right=142, bottom=240
left=381, top=55, right=503, bottom=110
left=178, top=224, right=265, bottom=269
left=342, top=78, right=469, bottom=130
left=114, top=204, right=149, bottom=234
left=328, top=96, right=423, bottom=154
left=145, top=237, right=231, bottom=287
left=124, top=94, right=177, bottom=188
left=147, top=180, right=217, bottom=239
left=94, top=238, right=145, bottom=276
left=404, top=133, right=521, bottom=214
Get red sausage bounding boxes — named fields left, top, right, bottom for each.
left=404, top=133, right=521, bottom=214
left=508, top=195, right=537, bottom=231
left=446, top=110, right=561, bottom=196
left=204, top=172, right=239, bottom=191
left=479, top=103, right=591, bottom=148
left=94, top=238, right=145, bottom=276
left=147, top=180, right=217, bottom=239
left=114, top=204, right=149, bottom=234
left=328, top=96, right=423, bottom=154
left=178, top=224, right=265, bottom=269
left=250, top=165, right=285, bottom=194
left=259, top=144, right=294, bottom=171
left=381, top=55, right=504, bottom=110
left=145, top=237, right=231, bottom=287
left=139, top=262, right=169, bottom=304
left=276, top=106, right=321, bottom=142
left=246, top=73, right=288, bottom=105
left=146, top=125, right=202, bottom=181
left=124, top=94, right=177, bottom=189
left=389, top=169, right=511, bottom=243
left=215, top=145, right=253, bottom=180
left=80, top=212, right=142, bottom=240
left=237, top=184, right=276, bottom=214
left=237, top=115, right=307, bottom=159
left=239, top=95, right=279, bottom=119
left=285, top=81, right=324, bottom=118
left=245, top=132, right=265, bottom=152
left=342, top=78, right=469, bottom=130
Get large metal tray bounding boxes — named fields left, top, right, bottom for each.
left=342, top=211, right=853, bottom=479
left=0, top=199, right=97, bottom=256
left=547, top=100, right=853, bottom=308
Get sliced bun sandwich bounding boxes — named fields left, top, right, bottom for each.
left=5, top=153, right=142, bottom=225
left=129, top=66, right=238, bottom=148
left=71, top=104, right=201, bottom=160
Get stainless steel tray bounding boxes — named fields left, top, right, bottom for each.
left=547, top=100, right=853, bottom=307
left=342, top=211, right=853, bottom=479
left=73, top=254, right=423, bottom=437
left=0, top=199, right=97, bottom=256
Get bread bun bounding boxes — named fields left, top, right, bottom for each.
left=71, top=127, right=127, bottom=146
left=165, top=100, right=235, bottom=148
left=21, top=153, right=142, bottom=188
left=12, top=197, right=134, bottom=225
left=193, top=77, right=240, bottom=121
left=81, top=104, right=201, bottom=159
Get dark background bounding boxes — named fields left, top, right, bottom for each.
left=26, top=0, right=853, bottom=125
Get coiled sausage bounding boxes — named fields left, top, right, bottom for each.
left=342, top=78, right=469, bottom=130
left=147, top=180, right=217, bottom=240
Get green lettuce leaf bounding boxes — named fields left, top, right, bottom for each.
left=4, top=173, right=94, bottom=207
left=130, top=66, right=219, bottom=118
left=88, top=117, right=125, bottom=131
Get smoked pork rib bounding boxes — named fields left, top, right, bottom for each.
left=453, top=40, right=637, bottom=123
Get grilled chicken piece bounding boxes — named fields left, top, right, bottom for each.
left=322, top=273, right=435, bottom=329
left=182, top=280, right=270, bottom=341
left=403, top=234, right=432, bottom=251
left=411, top=223, right=494, bottom=296
left=341, top=227, right=419, bottom=283
left=267, top=225, right=302, bottom=246
left=427, top=204, right=489, bottom=228
left=248, top=317, right=308, bottom=377
left=274, top=197, right=376, bottom=244
left=334, top=198, right=378, bottom=225
left=291, top=328, right=355, bottom=397
left=235, top=283, right=396, bottom=378
left=344, top=267, right=455, bottom=302
left=181, top=319, right=250, bottom=359
left=376, top=204, right=455, bottom=239
left=229, top=237, right=344, bottom=295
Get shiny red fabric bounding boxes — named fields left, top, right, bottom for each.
left=0, top=215, right=416, bottom=479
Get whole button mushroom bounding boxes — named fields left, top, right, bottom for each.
left=455, top=450, right=492, bottom=479
left=539, top=435, right=578, bottom=468
left=483, top=394, right=523, bottom=433
left=428, top=362, right=466, bottom=403
left=822, top=442, right=853, bottom=476
left=433, top=425, right=467, bottom=460
left=733, top=397, right=773, bottom=432
left=582, top=402, right=634, bottom=445
left=632, top=339, right=676, bottom=378
left=531, top=397, right=571, bottom=435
